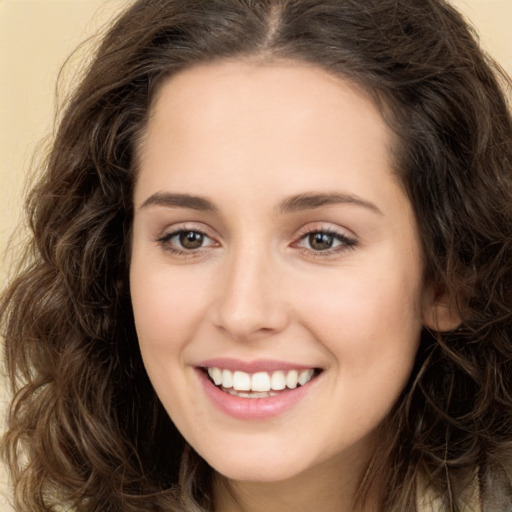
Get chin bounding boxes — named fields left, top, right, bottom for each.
left=205, top=452, right=305, bottom=483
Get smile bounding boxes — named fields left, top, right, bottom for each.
left=196, top=359, right=322, bottom=419
left=206, top=367, right=316, bottom=398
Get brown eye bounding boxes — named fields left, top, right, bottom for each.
left=179, top=231, right=204, bottom=249
left=295, top=229, right=357, bottom=256
left=157, top=228, right=218, bottom=254
left=308, top=232, right=335, bottom=251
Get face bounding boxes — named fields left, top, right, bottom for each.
left=130, top=60, right=433, bottom=484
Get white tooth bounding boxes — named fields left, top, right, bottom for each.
left=208, top=367, right=222, bottom=386
left=233, top=371, right=251, bottom=391
left=237, top=392, right=251, bottom=398
left=298, top=369, right=314, bottom=386
left=251, top=372, right=271, bottom=392
left=286, top=369, right=299, bottom=389
left=270, top=371, right=286, bottom=390
left=221, top=369, right=233, bottom=389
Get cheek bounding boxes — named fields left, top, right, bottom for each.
left=129, top=268, right=196, bottom=411
left=130, top=261, right=210, bottom=347
left=129, top=265, right=209, bottom=418
left=129, top=257, right=221, bottom=412
left=296, top=260, right=424, bottom=373
left=298, top=270, right=422, bottom=433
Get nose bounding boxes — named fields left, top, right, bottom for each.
left=212, top=245, right=290, bottom=342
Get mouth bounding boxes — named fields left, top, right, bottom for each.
left=201, top=367, right=321, bottom=399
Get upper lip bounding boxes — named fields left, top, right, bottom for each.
left=196, top=358, right=318, bottom=373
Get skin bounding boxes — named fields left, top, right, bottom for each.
left=130, top=60, right=447, bottom=512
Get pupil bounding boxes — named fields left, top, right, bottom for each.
left=180, top=231, right=204, bottom=249
left=309, top=232, right=333, bottom=250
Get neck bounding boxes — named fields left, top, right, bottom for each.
left=212, top=448, right=384, bottom=512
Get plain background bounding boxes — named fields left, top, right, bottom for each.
left=0, top=0, right=511, bottom=509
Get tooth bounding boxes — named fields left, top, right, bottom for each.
left=286, top=369, right=298, bottom=389
left=208, top=367, right=222, bottom=386
left=237, top=392, right=251, bottom=398
left=215, top=367, right=315, bottom=394
left=298, top=369, right=314, bottom=386
left=251, top=372, right=271, bottom=392
left=221, top=369, right=233, bottom=389
left=271, top=371, right=286, bottom=390
left=233, top=371, right=251, bottom=391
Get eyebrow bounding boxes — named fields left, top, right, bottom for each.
left=139, top=191, right=382, bottom=215
left=139, top=192, right=218, bottom=212
left=278, top=192, right=383, bottom=215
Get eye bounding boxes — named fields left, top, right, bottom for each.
left=156, top=228, right=218, bottom=253
left=177, top=230, right=206, bottom=250
left=295, top=229, right=357, bottom=255
left=307, top=232, right=338, bottom=251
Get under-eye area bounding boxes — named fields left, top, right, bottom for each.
left=201, top=367, right=323, bottom=399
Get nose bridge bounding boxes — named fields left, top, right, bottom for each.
left=213, top=239, right=288, bottom=340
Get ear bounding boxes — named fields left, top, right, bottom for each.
left=422, top=285, right=462, bottom=332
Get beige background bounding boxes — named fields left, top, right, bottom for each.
left=0, top=0, right=511, bottom=510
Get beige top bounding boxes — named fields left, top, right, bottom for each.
left=418, top=476, right=481, bottom=512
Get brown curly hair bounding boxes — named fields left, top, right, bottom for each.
left=2, top=0, right=511, bottom=510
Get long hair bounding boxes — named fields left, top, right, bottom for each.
left=2, top=1, right=511, bottom=510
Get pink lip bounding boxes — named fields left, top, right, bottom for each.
left=195, top=365, right=320, bottom=420
left=197, top=358, right=315, bottom=373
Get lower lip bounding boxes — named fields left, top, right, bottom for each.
left=197, top=369, right=319, bottom=420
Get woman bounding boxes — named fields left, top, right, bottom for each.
left=2, top=1, right=511, bottom=511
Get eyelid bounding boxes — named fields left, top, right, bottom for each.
left=294, top=222, right=357, bottom=240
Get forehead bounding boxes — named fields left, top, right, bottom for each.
left=144, top=60, right=390, bottom=146
left=150, top=59, right=373, bottom=110
left=135, top=59, right=397, bottom=195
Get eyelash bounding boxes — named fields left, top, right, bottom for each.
left=155, top=227, right=216, bottom=257
left=293, top=228, right=358, bottom=257
left=155, top=227, right=358, bottom=258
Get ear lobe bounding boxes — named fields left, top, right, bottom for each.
left=422, top=288, right=462, bottom=332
